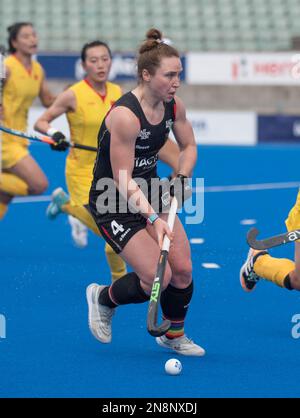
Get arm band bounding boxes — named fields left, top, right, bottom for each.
left=147, top=213, right=159, bottom=225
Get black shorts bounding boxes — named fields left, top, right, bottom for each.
left=90, top=209, right=147, bottom=254
left=88, top=176, right=165, bottom=253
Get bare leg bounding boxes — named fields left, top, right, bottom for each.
left=120, top=228, right=172, bottom=294
left=8, top=154, right=48, bottom=195
left=146, top=214, right=193, bottom=288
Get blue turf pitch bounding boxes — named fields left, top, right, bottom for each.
left=1, top=144, right=300, bottom=398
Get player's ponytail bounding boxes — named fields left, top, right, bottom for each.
left=137, top=28, right=179, bottom=81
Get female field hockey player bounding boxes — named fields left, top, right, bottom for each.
left=34, top=40, right=180, bottom=283
left=0, top=22, right=55, bottom=221
left=86, top=29, right=205, bottom=356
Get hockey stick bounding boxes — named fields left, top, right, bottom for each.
left=247, top=227, right=300, bottom=250
left=147, top=196, right=178, bottom=337
left=0, top=125, right=97, bottom=152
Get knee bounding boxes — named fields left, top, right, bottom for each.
left=139, top=265, right=172, bottom=293
left=162, top=266, right=172, bottom=290
left=171, top=259, right=193, bottom=287
left=139, top=269, right=157, bottom=287
left=29, top=178, right=49, bottom=195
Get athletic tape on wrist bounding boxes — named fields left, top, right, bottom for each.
left=47, top=127, right=59, bottom=137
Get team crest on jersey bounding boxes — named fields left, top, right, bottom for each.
left=138, top=129, right=151, bottom=140
left=166, top=119, right=173, bottom=130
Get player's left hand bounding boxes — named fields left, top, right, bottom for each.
left=170, top=174, right=192, bottom=207
left=150, top=174, right=192, bottom=213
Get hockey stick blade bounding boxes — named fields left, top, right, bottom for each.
left=147, top=303, right=171, bottom=337
left=247, top=227, right=300, bottom=250
left=147, top=319, right=171, bottom=337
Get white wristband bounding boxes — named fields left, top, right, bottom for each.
left=47, top=127, right=59, bottom=137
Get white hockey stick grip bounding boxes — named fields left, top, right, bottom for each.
left=162, top=197, right=178, bottom=252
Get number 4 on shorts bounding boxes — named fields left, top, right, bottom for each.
left=111, top=220, right=125, bottom=236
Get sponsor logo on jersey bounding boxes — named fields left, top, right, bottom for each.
left=134, top=155, right=158, bottom=168
left=138, top=129, right=151, bottom=140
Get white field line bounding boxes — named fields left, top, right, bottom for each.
left=12, top=181, right=300, bottom=204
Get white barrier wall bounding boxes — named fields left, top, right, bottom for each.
left=186, top=53, right=300, bottom=85
left=28, top=107, right=256, bottom=146
left=187, top=111, right=257, bottom=145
